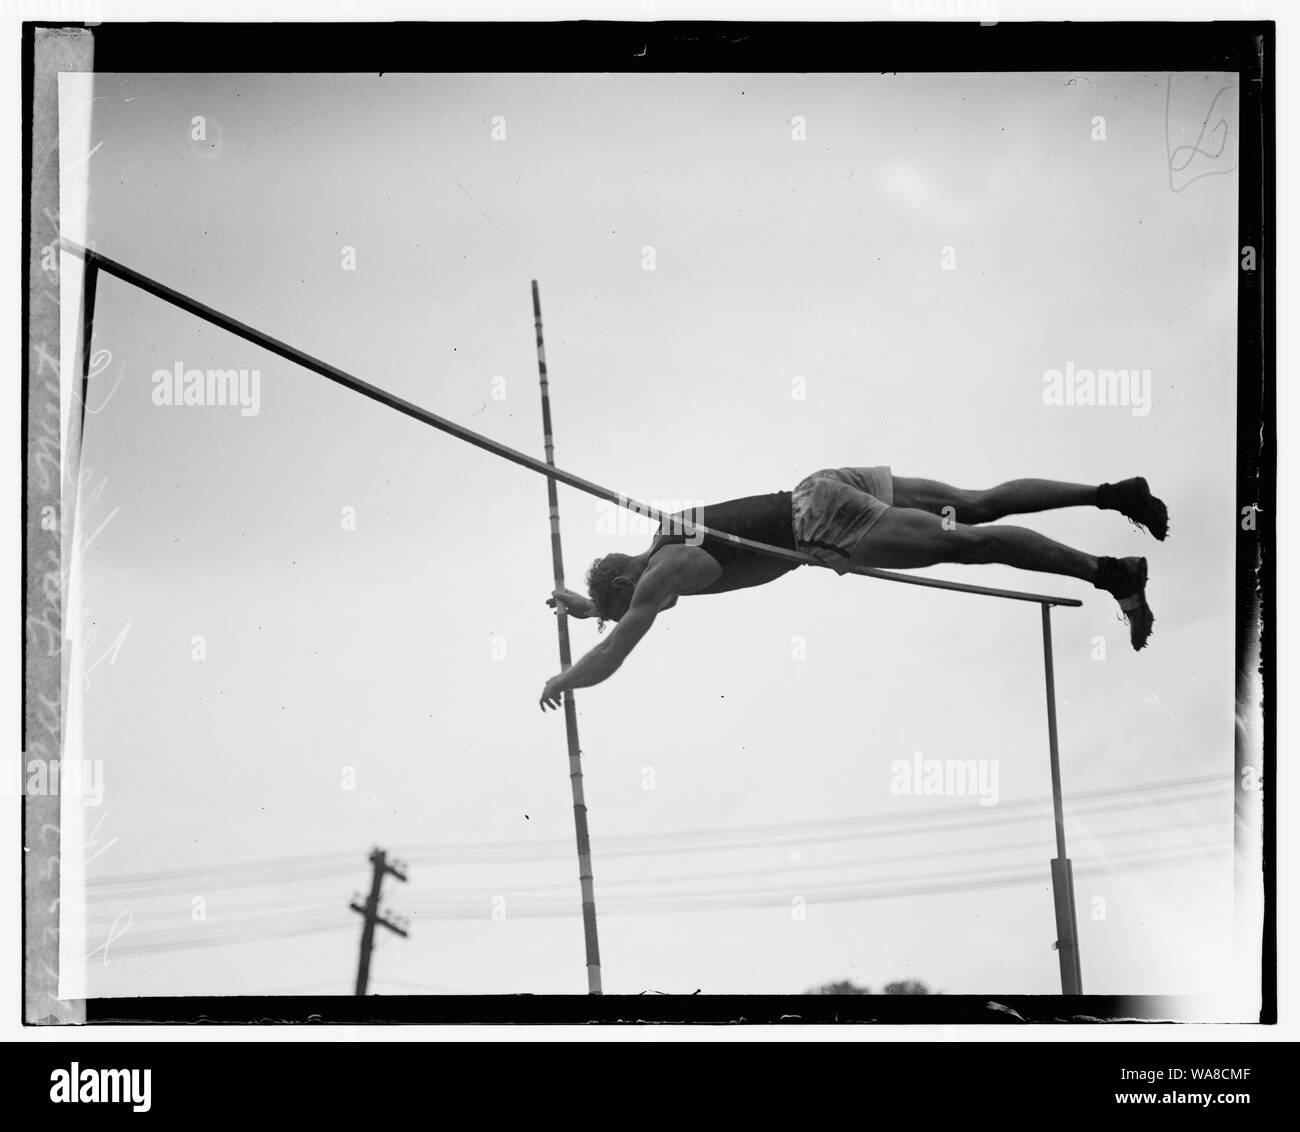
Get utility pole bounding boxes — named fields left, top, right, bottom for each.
left=349, top=848, right=409, bottom=996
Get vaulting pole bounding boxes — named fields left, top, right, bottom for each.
left=532, top=281, right=602, bottom=995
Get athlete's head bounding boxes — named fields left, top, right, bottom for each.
left=586, top=553, right=637, bottom=630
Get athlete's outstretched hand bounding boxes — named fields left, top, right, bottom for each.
left=547, top=588, right=594, bottom=619
left=539, top=674, right=566, bottom=712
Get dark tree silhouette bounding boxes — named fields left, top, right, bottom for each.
left=806, top=978, right=933, bottom=995
left=808, top=979, right=871, bottom=995
left=882, top=979, right=931, bottom=995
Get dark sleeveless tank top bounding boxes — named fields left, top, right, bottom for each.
left=650, top=492, right=801, bottom=595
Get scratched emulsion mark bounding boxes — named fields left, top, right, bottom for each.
left=82, top=809, right=126, bottom=995
left=1164, top=73, right=1239, bottom=193
left=87, top=911, right=133, bottom=967
left=25, top=36, right=73, bottom=1026
left=24, top=28, right=97, bottom=1024
left=29, top=306, right=130, bottom=1009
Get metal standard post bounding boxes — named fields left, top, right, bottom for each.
left=1041, top=603, right=1083, bottom=994
left=533, top=281, right=602, bottom=995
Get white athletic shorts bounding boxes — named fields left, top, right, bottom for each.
left=791, top=466, right=894, bottom=574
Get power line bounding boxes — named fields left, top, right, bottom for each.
left=398, top=845, right=1228, bottom=920
left=86, top=847, right=363, bottom=885
left=399, top=787, right=1229, bottom=865
left=87, top=861, right=370, bottom=904
left=397, top=817, right=1230, bottom=900
left=403, top=840, right=1228, bottom=906
left=398, top=774, right=1228, bottom=859
left=83, top=775, right=1229, bottom=897
left=86, top=814, right=1224, bottom=937
left=103, top=916, right=352, bottom=959
left=83, top=842, right=1226, bottom=961
left=85, top=894, right=345, bottom=928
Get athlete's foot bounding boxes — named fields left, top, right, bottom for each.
left=1094, top=555, right=1154, bottom=650
left=1097, top=477, right=1169, bottom=541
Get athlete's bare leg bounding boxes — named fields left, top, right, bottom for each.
left=892, top=475, right=1169, bottom=540
left=851, top=505, right=1154, bottom=648
left=853, top=506, right=1098, bottom=581
left=892, top=477, right=1097, bottom=524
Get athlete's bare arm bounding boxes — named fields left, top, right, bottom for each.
left=546, top=587, right=596, bottom=619
left=539, top=546, right=718, bottom=709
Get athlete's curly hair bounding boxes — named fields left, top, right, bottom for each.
left=585, top=553, right=636, bottom=632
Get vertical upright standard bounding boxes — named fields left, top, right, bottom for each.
left=1041, top=605, right=1083, bottom=994
left=532, top=280, right=603, bottom=995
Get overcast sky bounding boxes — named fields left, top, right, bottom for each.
left=66, top=70, right=1239, bottom=999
